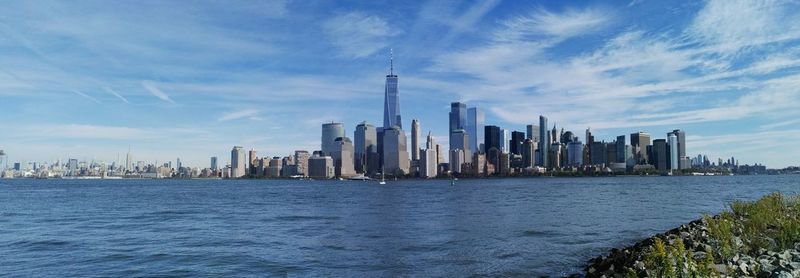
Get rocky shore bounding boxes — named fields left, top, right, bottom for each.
left=585, top=193, right=800, bottom=277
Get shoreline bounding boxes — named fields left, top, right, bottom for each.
left=585, top=193, right=800, bottom=277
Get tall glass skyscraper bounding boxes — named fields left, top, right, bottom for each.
left=467, top=107, right=484, bottom=154
left=449, top=102, right=467, bottom=153
left=538, top=116, right=549, bottom=168
left=383, top=51, right=401, bottom=129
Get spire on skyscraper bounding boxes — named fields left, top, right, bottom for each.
left=390, top=48, right=394, bottom=76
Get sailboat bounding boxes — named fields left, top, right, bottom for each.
left=379, top=166, right=386, bottom=185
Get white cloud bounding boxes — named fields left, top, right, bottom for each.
left=104, top=87, right=130, bottom=104
left=141, top=80, right=175, bottom=103
left=70, top=90, right=101, bottom=104
left=496, top=6, right=612, bottom=41
left=218, top=109, right=261, bottom=122
left=323, top=11, right=400, bottom=58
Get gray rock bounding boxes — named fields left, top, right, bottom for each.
left=789, top=262, right=800, bottom=270
left=741, top=262, right=751, bottom=275
left=694, top=251, right=708, bottom=261
left=771, top=270, right=794, bottom=278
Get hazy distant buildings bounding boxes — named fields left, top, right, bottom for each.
left=231, top=146, right=246, bottom=178
left=321, top=122, right=345, bottom=156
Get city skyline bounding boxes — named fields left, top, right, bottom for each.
left=2, top=1, right=800, bottom=167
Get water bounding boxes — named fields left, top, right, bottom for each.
left=1, top=176, right=798, bottom=277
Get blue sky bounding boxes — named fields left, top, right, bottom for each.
left=2, top=0, right=800, bottom=168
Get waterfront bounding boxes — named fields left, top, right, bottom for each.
left=1, top=176, right=799, bottom=277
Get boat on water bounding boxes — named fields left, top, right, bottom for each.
left=348, top=174, right=371, bottom=181
left=379, top=167, right=386, bottom=185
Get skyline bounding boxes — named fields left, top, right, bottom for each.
left=2, top=1, right=800, bottom=167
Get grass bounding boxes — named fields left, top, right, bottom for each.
left=641, top=192, right=800, bottom=277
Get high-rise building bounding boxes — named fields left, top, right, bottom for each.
left=354, top=122, right=377, bottom=174
left=294, top=150, right=310, bottom=177
left=668, top=133, right=679, bottom=171
left=616, top=135, right=626, bottom=163
left=500, top=129, right=510, bottom=153
left=231, top=146, right=246, bottom=178
left=549, top=143, right=562, bottom=168
left=653, top=139, right=668, bottom=171
left=176, top=158, right=182, bottom=170
left=308, top=155, right=334, bottom=179
left=526, top=124, right=540, bottom=142
left=330, top=137, right=356, bottom=178
left=567, top=141, right=584, bottom=167
left=210, top=156, right=218, bottom=170
left=467, top=107, right=485, bottom=154
left=449, top=149, right=465, bottom=174
left=522, top=139, right=537, bottom=168
left=630, top=132, right=652, bottom=165
left=383, top=50, right=401, bottom=129
left=450, top=129, right=470, bottom=160
left=411, top=119, right=420, bottom=161
left=449, top=102, right=467, bottom=154
left=484, top=125, right=501, bottom=152
left=321, top=122, right=345, bottom=156
left=420, top=149, right=438, bottom=178
left=125, top=147, right=132, bottom=171
left=0, top=149, right=6, bottom=171
left=589, top=141, right=607, bottom=165
left=539, top=116, right=549, bottom=168
left=510, top=131, right=525, bottom=155
left=669, top=129, right=687, bottom=169
left=382, top=126, right=409, bottom=175
left=249, top=148, right=258, bottom=175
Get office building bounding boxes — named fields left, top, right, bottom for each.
left=653, top=139, right=668, bottom=171
left=510, top=131, right=525, bottom=155
left=449, top=102, right=467, bottom=153
left=321, top=122, right=345, bottom=156
left=500, top=129, right=509, bottom=153
left=449, top=149, right=465, bottom=174
left=567, top=141, right=584, bottom=167
left=382, top=126, right=409, bottom=175
left=669, top=129, right=687, bottom=169
left=210, top=156, right=218, bottom=170
left=450, top=129, right=470, bottom=159
left=668, top=133, right=679, bottom=171
left=383, top=51, right=401, bottom=129
left=630, top=132, right=652, bottom=164
left=420, top=148, right=437, bottom=178
left=249, top=149, right=258, bottom=175
left=522, top=139, right=537, bottom=168
left=411, top=119, right=420, bottom=162
left=589, top=141, right=607, bottom=165
left=467, top=107, right=485, bottom=154
left=484, top=125, right=501, bottom=152
left=526, top=124, right=540, bottom=142
left=231, top=146, right=246, bottom=178
left=308, top=155, right=334, bottom=179
left=539, top=116, right=549, bottom=167
left=616, top=135, right=626, bottom=163
left=294, top=150, right=310, bottom=177
left=330, top=137, right=356, bottom=178
left=354, top=122, right=377, bottom=174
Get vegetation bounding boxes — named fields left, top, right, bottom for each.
left=642, top=192, right=800, bottom=277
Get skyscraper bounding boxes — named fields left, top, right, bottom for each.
left=526, top=124, right=540, bottom=142
left=669, top=129, right=687, bottom=169
left=484, top=125, right=501, bottom=152
left=321, top=122, right=345, bottom=156
left=630, top=132, right=652, bottom=165
left=294, top=150, right=310, bottom=177
left=331, top=137, right=356, bottom=178
left=467, top=107, right=484, bottom=154
left=567, top=141, right=584, bottom=167
left=354, top=122, right=377, bottom=174
left=231, top=146, right=246, bottom=178
left=500, top=129, right=510, bottom=153
left=449, top=102, right=467, bottom=154
left=210, top=156, right=218, bottom=170
left=539, top=116, right=549, bottom=168
left=668, top=133, right=679, bottom=171
left=420, top=149, right=437, bottom=178
left=616, top=135, right=626, bottom=163
left=383, top=50, right=401, bottom=129
left=125, top=147, right=132, bottom=171
left=652, top=139, right=668, bottom=171
left=249, top=148, right=258, bottom=175
left=382, top=126, right=409, bottom=175
left=450, top=129, right=469, bottom=171
left=411, top=119, right=420, bottom=161
left=510, top=131, right=525, bottom=155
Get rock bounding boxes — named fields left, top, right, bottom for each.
left=741, top=262, right=751, bottom=275
left=771, top=270, right=794, bottom=278
left=789, top=262, right=800, bottom=270
left=694, top=251, right=708, bottom=261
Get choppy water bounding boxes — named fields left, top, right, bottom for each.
left=1, top=176, right=799, bottom=277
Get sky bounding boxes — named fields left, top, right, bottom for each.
left=1, top=0, right=800, bottom=168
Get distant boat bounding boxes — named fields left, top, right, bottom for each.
left=348, top=174, right=371, bottom=181
left=379, top=167, right=386, bottom=185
